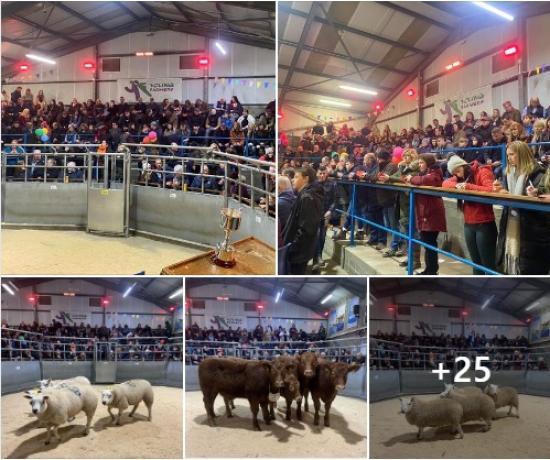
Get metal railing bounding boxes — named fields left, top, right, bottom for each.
left=0, top=328, right=182, bottom=362
left=370, top=338, right=549, bottom=371
left=1, top=142, right=276, bottom=216
left=185, top=336, right=367, bottom=365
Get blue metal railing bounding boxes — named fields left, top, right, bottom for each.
left=334, top=178, right=550, bottom=275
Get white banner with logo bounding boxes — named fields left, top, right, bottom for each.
left=411, top=307, right=450, bottom=336
left=206, top=315, right=245, bottom=330
left=51, top=310, right=92, bottom=325
left=118, top=78, right=182, bottom=102
left=436, top=85, right=493, bottom=123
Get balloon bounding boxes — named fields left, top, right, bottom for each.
left=143, top=137, right=151, bottom=144
left=42, top=128, right=48, bottom=134
left=148, top=131, right=157, bottom=140
left=34, top=128, right=41, bottom=136
left=40, top=134, right=49, bottom=142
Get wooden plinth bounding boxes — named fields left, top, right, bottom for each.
left=160, top=237, right=275, bottom=275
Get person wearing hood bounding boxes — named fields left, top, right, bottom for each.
left=283, top=166, right=324, bottom=275
left=443, top=155, right=497, bottom=274
left=404, top=154, right=447, bottom=275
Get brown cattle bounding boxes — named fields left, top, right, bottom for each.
left=269, top=356, right=302, bottom=421
left=198, top=357, right=283, bottom=430
left=296, top=351, right=319, bottom=419
left=309, top=361, right=361, bottom=427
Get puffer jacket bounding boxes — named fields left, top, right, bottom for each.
left=410, top=166, right=447, bottom=232
left=442, top=161, right=495, bottom=224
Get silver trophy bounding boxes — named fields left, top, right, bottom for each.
left=212, top=207, right=242, bottom=267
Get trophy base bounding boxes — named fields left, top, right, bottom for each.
left=211, top=248, right=237, bottom=268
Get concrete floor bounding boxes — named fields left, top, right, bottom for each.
left=1, top=229, right=202, bottom=275
left=320, top=231, right=472, bottom=276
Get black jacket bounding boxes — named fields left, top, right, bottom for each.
left=283, top=182, right=324, bottom=264
left=496, top=164, right=550, bottom=274
left=278, top=190, right=296, bottom=230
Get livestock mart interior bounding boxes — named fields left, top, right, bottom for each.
left=185, top=390, right=367, bottom=458
left=1, top=384, right=182, bottom=459
left=185, top=277, right=368, bottom=458
left=369, top=278, right=550, bottom=459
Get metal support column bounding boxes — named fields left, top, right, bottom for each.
left=407, top=190, right=416, bottom=275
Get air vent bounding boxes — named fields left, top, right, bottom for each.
left=180, top=55, right=199, bottom=69
left=397, top=306, right=411, bottom=315
left=102, top=58, right=120, bottom=72
left=492, top=52, right=517, bottom=74
left=244, top=302, right=257, bottom=312
left=191, top=300, right=205, bottom=309
left=448, top=309, right=461, bottom=318
left=425, top=80, right=439, bottom=98
left=37, top=295, right=51, bottom=305
left=89, top=297, right=102, bottom=307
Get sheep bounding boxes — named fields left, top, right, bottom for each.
left=38, top=376, right=91, bottom=391
left=484, top=384, right=519, bottom=418
left=399, top=397, right=464, bottom=440
left=101, top=379, right=154, bottom=425
left=439, top=383, right=482, bottom=398
left=24, top=385, right=98, bottom=445
left=440, top=386, right=496, bottom=431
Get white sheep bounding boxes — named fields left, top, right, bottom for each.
left=400, top=397, right=464, bottom=440
left=441, top=386, right=495, bottom=431
left=439, top=383, right=482, bottom=398
left=484, top=384, right=519, bottom=418
left=39, top=376, right=91, bottom=391
left=24, top=385, right=98, bottom=445
left=101, top=379, right=154, bottom=425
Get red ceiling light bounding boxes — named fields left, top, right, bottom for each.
left=324, top=311, right=329, bottom=317
left=198, top=56, right=210, bottom=67
left=257, top=303, right=264, bottom=311
left=525, top=317, right=531, bottom=323
left=185, top=298, right=192, bottom=308
left=374, top=103, right=383, bottom=111
left=19, top=64, right=30, bottom=72
left=101, top=297, right=110, bottom=307
left=277, top=112, right=283, bottom=119
left=169, top=306, right=176, bottom=312
left=503, top=45, right=518, bottom=57
left=28, top=295, right=36, bottom=303
left=387, top=304, right=396, bottom=313
left=461, top=310, right=468, bottom=317
left=406, top=88, right=415, bottom=97
left=445, top=60, right=462, bottom=71
left=83, top=61, right=95, bottom=70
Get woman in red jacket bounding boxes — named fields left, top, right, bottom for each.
left=442, top=155, right=498, bottom=274
left=404, top=154, right=447, bottom=275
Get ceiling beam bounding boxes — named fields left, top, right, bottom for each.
left=218, top=2, right=275, bottom=13
left=284, top=101, right=368, bottom=116
left=54, top=3, right=108, bottom=31
left=116, top=2, right=142, bottom=21
left=10, top=14, right=72, bottom=42
left=279, top=64, right=393, bottom=92
left=171, top=1, right=194, bottom=22
left=1, top=36, right=51, bottom=54
left=279, top=4, right=427, bottom=56
left=1, top=1, right=37, bottom=16
left=279, top=1, right=320, bottom=106
left=279, top=39, right=410, bottom=76
left=280, top=84, right=376, bottom=104
left=377, top=1, right=451, bottom=30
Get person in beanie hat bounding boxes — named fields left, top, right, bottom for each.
left=443, top=155, right=497, bottom=274
left=404, top=153, right=446, bottom=274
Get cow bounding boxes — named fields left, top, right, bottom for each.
left=309, top=361, right=361, bottom=427
left=198, top=357, right=284, bottom=430
left=269, top=356, right=302, bottom=421
left=296, top=351, right=319, bottom=420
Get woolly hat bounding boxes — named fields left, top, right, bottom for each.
left=447, top=155, right=468, bottom=174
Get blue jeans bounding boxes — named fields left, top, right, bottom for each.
left=382, top=206, right=401, bottom=251
left=366, top=206, right=385, bottom=244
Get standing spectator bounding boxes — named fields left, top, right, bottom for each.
left=443, top=155, right=497, bottom=274
left=283, top=166, right=324, bottom=275
left=10, top=86, right=22, bottom=103
left=494, top=141, right=549, bottom=274
left=277, top=175, right=295, bottom=230
left=313, top=165, right=336, bottom=271
left=375, top=150, right=400, bottom=256
left=405, top=154, right=446, bottom=275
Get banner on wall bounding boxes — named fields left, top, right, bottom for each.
left=437, top=85, right=493, bottom=124
left=208, top=315, right=245, bottom=330
left=530, top=315, right=550, bottom=342
left=52, top=310, right=91, bottom=325
left=411, top=307, right=450, bottom=336
left=118, top=78, right=182, bottom=102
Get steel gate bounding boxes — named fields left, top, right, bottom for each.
left=94, top=341, right=117, bottom=383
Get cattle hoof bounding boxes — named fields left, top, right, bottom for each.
left=313, top=418, right=319, bottom=426
left=324, top=421, right=330, bottom=427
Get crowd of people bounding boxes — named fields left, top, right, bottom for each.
left=370, top=331, right=547, bottom=371
left=185, top=323, right=366, bottom=365
left=279, top=98, right=550, bottom=276
left=185, top=323, right=327, bottom=343
left=1, top=321, right=182, bottom=361
left=2, top=89, right=276, bottom=209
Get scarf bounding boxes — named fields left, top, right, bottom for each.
left=503, top=167, right=526, bottom=274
